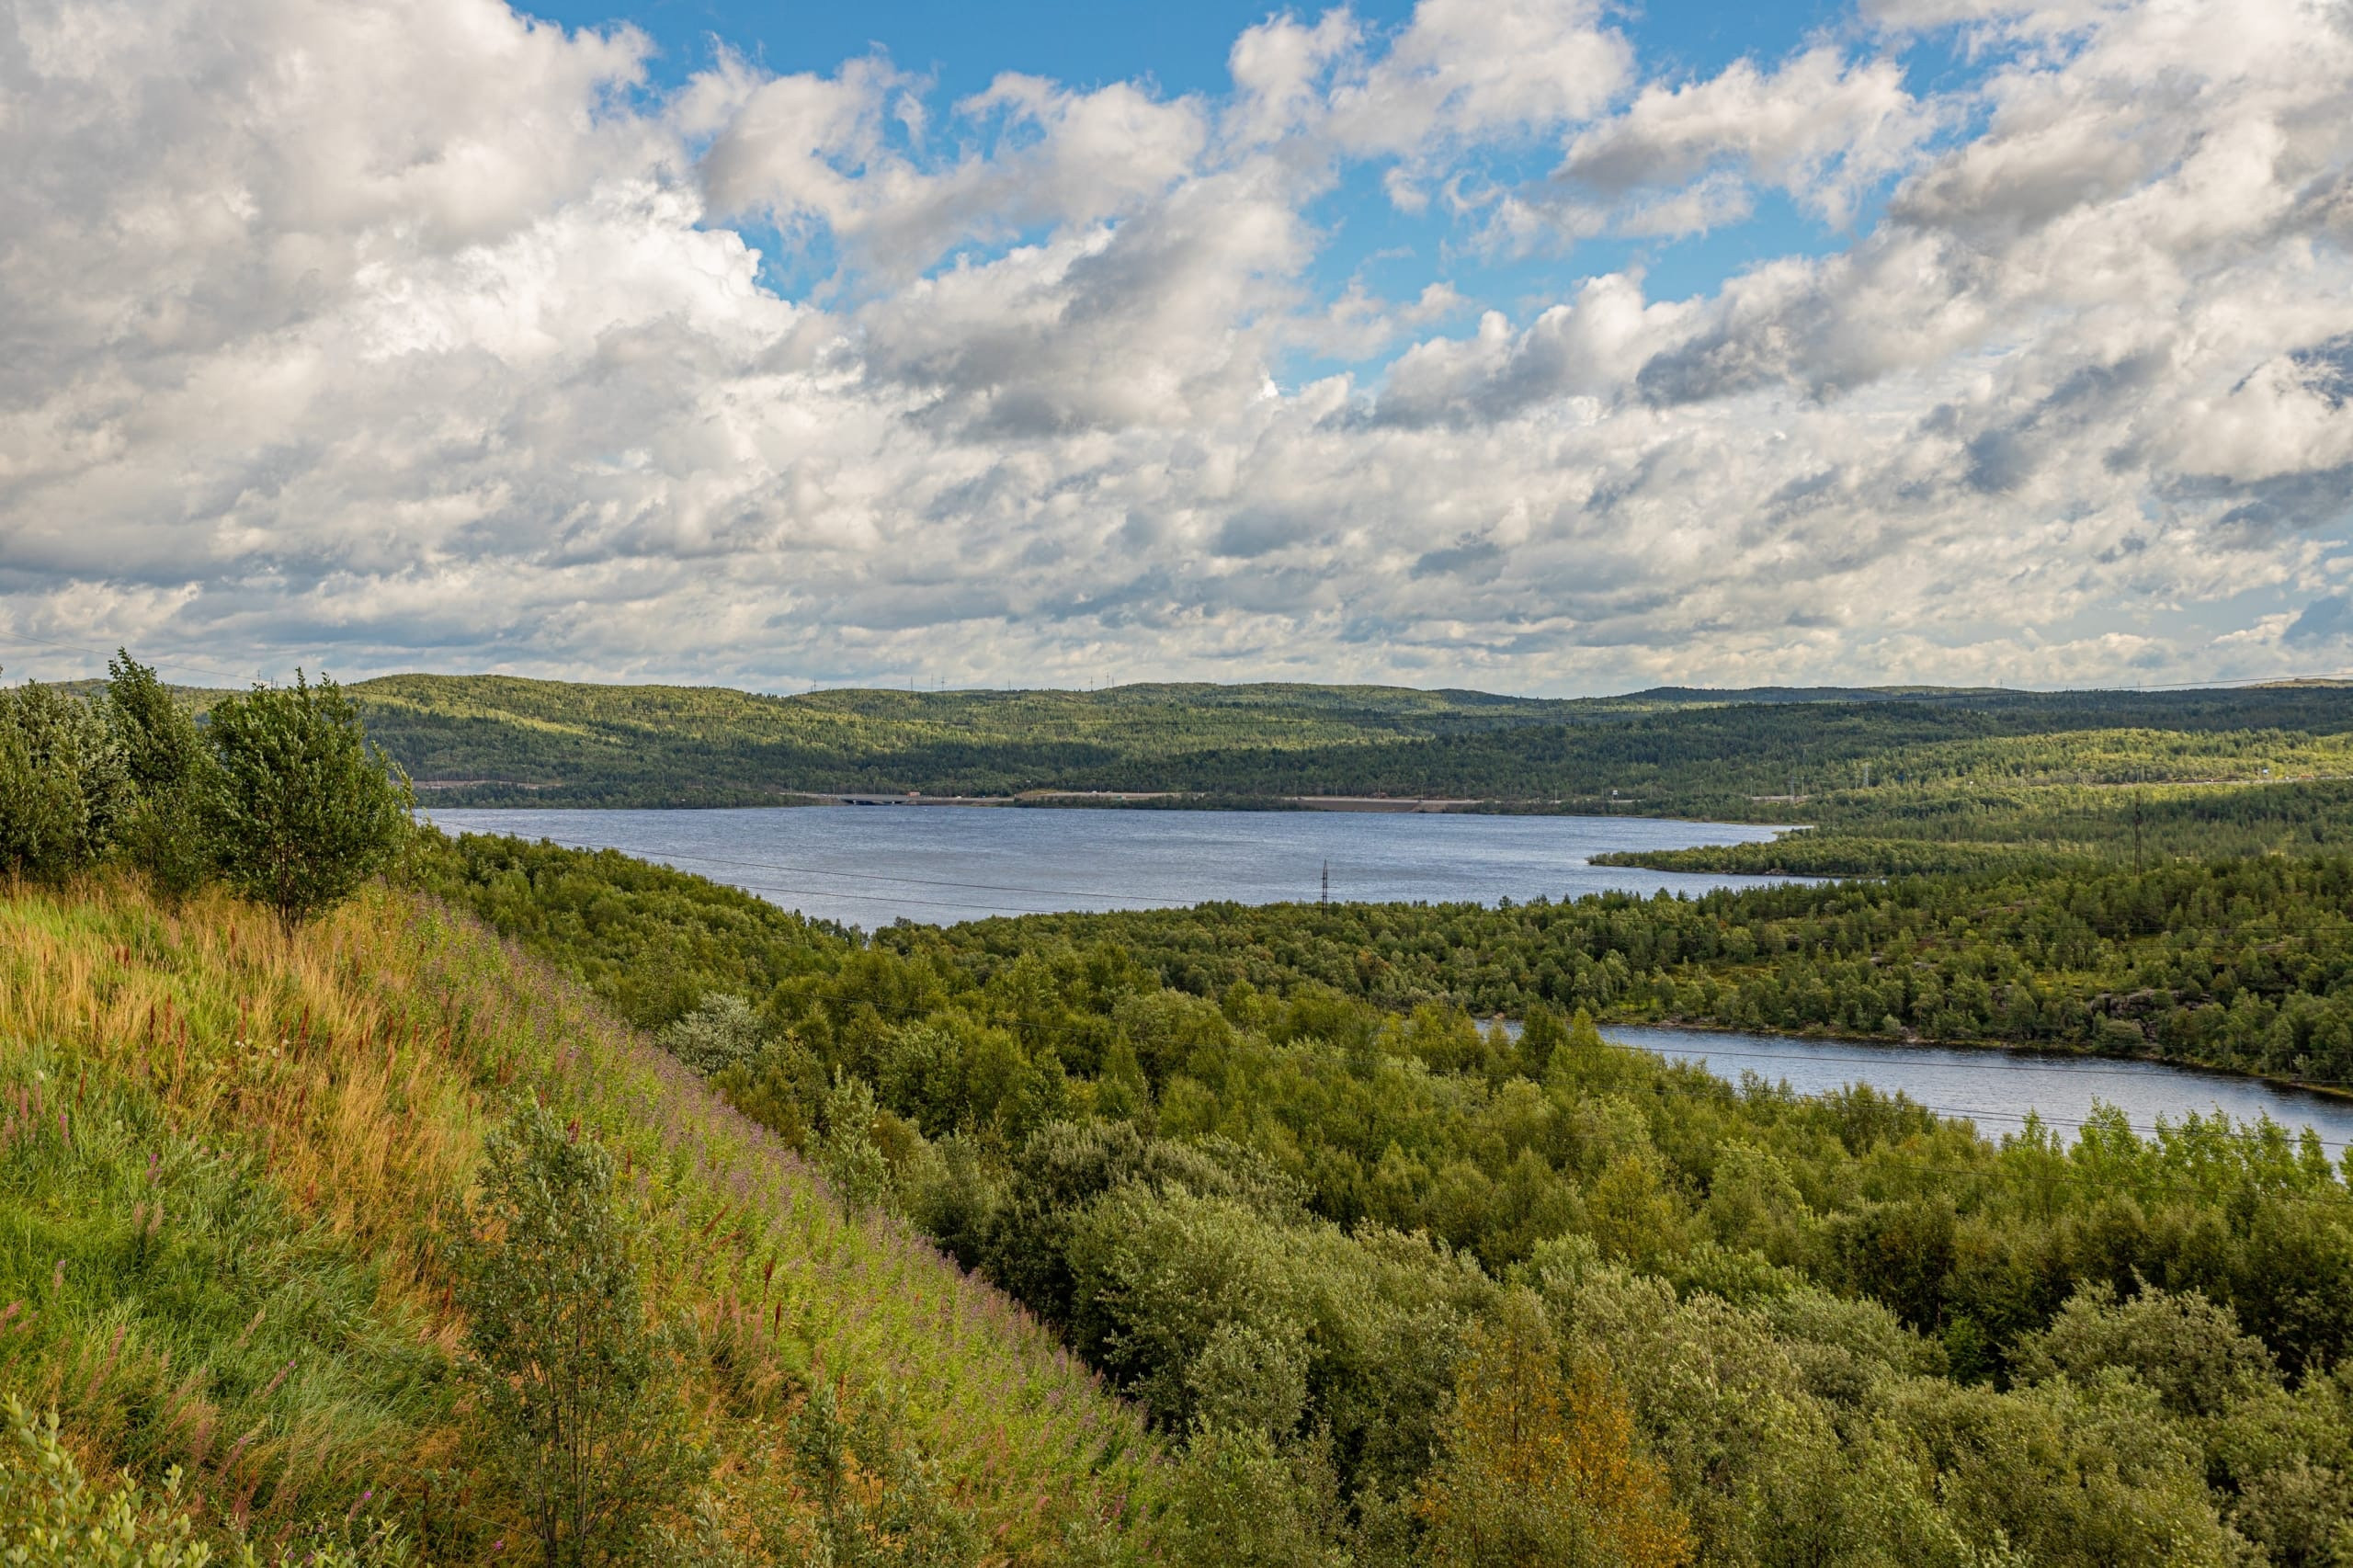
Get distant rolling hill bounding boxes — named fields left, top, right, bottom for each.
left=332, top=674, right=2353, bottom=812
left=338, top=675, right=1722, bottom=806
left=36, top=669, right=2353, bottom=812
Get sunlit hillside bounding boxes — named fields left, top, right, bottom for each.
left=0, top=877, right=1163, bottom=1562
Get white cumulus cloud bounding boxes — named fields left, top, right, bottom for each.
left=0, top=0, right=2350, bottom=694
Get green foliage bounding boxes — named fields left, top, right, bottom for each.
left=340, top=674, right=2353, bottom=810
left=103, top=655, right=207, bottom=805
left=0, top=654, right=405, bottom=924
left=1162, top=1423, right=1351, bottom=1568
left=0, top=676, right=130, bottom=878
left=417, top=829, right=2353, bottom=1566
left=2012, top=1283, right=2280, bottom=1419
left=815, top=1074, right=896, bottom=1219
left=0, top=1394, right=213, bottom=1567
left=657, top=995, right=767, bottom=1077
left=0, top=1395, right=408, bottom=1568
left=206, top=672, right=413, bottom=926
left=104, top=653, right=221, bottom=899
left=455, top=1104, right=701, bottom=1568
left=955, top=852, right=2353, bottom=1085
left=403, top=834, right=850, bottom=1030
left=780, top=1380, right=975, bottom=1567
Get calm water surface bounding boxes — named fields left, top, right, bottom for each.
left=1610, top=1025, right=2353, bottom=1157
left=421, top=804, right=1799, bottom=929
left=422, top=804, right=2353, bottom=1154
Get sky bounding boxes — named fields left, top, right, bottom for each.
left=3, top=0, right=2351, bottom=695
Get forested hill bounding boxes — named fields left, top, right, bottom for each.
left=315, top=673, right=2353, bottom=807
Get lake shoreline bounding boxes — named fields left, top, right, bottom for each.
left=410, top=790, right=1808, bottom=821
left=1574, top=1013, right=2353, bottom=1110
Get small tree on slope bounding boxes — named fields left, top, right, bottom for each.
left=206, top=670, right=411, bottom=926
left=456, top=1105, right=700, bottom=1568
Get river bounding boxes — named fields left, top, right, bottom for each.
left=422, top=803, right=2353, bottom=1155
left=1610, top=1025, right=2353, bottom=1158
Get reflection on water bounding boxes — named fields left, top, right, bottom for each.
left=1608, top=1024, right=2353, bottom=1157
left=420, top=803, right=1803, bottom=930
left=418, top=803, right=2353, bottom=1157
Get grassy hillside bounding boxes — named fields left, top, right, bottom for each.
left=0, top=877, right=1163, bottom=1562
left=414, top=829, right=2353, bottom=1567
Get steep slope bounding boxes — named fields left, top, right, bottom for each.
left=0, top=877, right=1162, bottom=1562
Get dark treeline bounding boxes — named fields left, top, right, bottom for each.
left=938, top=855, right=2353, bottom=1086
left=1594, top=778, right=2353, bottom=878
left=326, top=673, right=2353, bottom=807
left=356, top=675, right=1624, bottom=806
left=414, top=828, right=2353, bottom=1567
left=1047, top=696, right=2353, bottom=812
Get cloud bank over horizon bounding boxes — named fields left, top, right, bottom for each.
left=3, top=0, right=2352, bottom=694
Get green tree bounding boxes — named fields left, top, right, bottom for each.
left=0, top=676, right=129, bottom=879
left=818, top=1072, right=895, bottom=1218
left=456, top=1104, right=700, bottom=1568
left=658, top=994, right=767, bottom=1077
left=207, top=670, right=411, bottom=925
left=1165, top=1422, right=1352, bottom=1568
left=105, top=651, right=220, bottom=896
left=781, top=1379, right=974, bottom=1567
left=1416, top=1291, right=1689, bottom=1568
left=2013, top=1283, right=2281, bottom=1420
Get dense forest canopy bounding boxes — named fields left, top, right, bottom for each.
left=14, top=661, right=2353, bottom=1563
left=129, top=673, right=2353, bottom=809
left=408, top=829, right=2353, bottom=1567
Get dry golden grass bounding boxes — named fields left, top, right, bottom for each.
left=0, top=874, right=1165, bottom=1563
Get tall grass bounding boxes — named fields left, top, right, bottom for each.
left=0, top=875, right=1164, bottom=1562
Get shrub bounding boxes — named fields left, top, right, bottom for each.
left=1163, top=1423, right=1350, bottom=1568
left=2012, top=1284, right=2280, bottom=1419
left=0, top=1395, right=213, bottom=1568
left=455, top=1104, right=701, bottom=1568
left=657, top=994, right=767, bottom=1076
left=782, top=1380, right=975, bottom=1566
left=817, top=1072, right=896, bottom=1218
left=0, top=676, right=130, bottom=878
left=105, top=651, right=221, bottom=896
left=207, top=671, right=411, bottom=926
left=1415, top=1291, right=1689, bottom=1568
left=0, top=1396, right=407, bottom=1567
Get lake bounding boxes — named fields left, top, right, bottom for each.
left=1612, top=1025, right=2353, bottom=1158
left=419, top=803, right=1801, bottom=929
left=420, top=803, right=2353, bottom=1155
